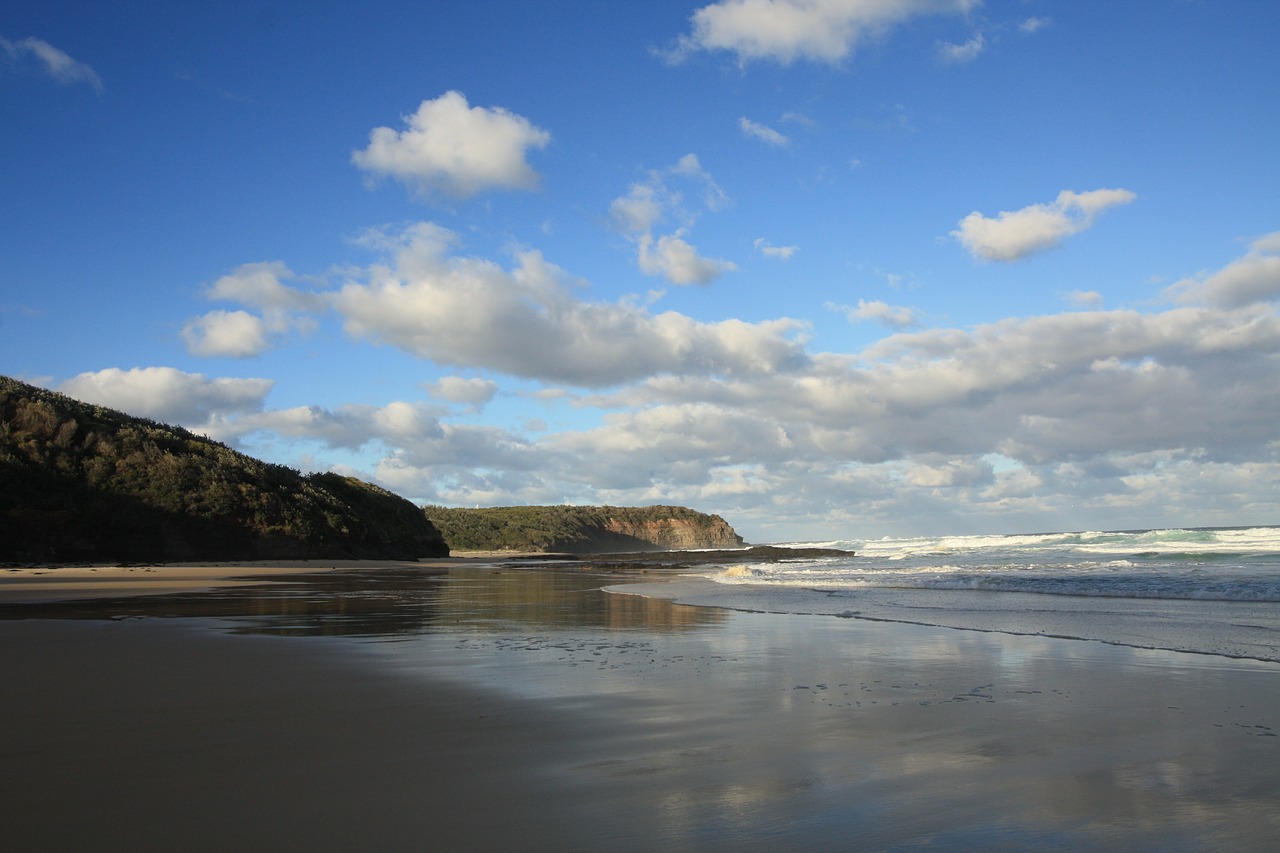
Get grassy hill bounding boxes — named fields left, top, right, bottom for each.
left=423, top=504, right=745, bottom=553
left=0, top=376, right=447, bottom=563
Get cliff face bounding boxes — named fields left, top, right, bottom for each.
left=601, top=510, right=743, bottom=551
left=423, top=504, right=745, bottom=553
left=0, top=376, right=448, bottom=563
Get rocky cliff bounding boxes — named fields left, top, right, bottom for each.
left=423, top=504, right=745, bottom=553
left=0, top=376, right=448, bottom=563
left=602, top=512, right=742, bottom=550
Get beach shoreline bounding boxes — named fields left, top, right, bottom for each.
left=607, top=575, right=1280, bottom=663
left=0, top=558, right=481, bottom=603
left=4, top=559, right=1279, bottom=850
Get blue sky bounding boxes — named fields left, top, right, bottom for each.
left=3, top=1, right=1278, bottom=542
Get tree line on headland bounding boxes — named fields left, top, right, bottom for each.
left=1, top=376, right=746, bottom=563
left=0, top=376, right=448, bottom=562
left=423, top=504, right=745, bottom=554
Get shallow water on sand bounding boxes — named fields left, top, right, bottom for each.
left=5, top=562, right=1280, bottom=850
left=374, top=581, right=1280, bottom=851
left=0, top=561, right=720, bottom=636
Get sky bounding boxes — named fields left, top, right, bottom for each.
left=2, top=1, right=1278, bottom=543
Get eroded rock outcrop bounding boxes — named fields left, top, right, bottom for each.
left=424, top=504, right=745, bottom=553
left=602, top=513, right=742, bottom=550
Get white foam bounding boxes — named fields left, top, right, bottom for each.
left=612, top=526, right=1280, bottom=661
left=717, top=527, right=1280, bottom=603
left=605, top=577, right=1280, bottom=663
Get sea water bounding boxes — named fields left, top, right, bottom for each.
left=612, top=527, right=1280, bottom=662
left=731, top=526, right=1280, bottom=602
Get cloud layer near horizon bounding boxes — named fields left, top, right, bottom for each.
left=13, top=2, right=1276, bottom=543
left=64, top=76, right=1280, bottom=535
left=183, top=221, right=806, bottom=384
left=67, top=230, right=1280, bottom=538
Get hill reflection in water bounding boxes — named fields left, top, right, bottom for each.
left=0, top=562, right=722, bottom=638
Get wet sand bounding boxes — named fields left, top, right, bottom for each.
left=3, top=561, right=1279, bottom=850
left=0, top=560, right=456, bottom=602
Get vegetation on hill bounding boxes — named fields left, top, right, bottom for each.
left=0, top=376, right=447, bottom=563
left=422, top=504, right=744, bottom=553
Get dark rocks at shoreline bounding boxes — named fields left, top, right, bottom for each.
left=501, top=545, right=855, bottom=573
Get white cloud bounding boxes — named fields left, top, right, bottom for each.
left=174, top=213, right=1280, bottom=537
left=59, top=367, right=272, bottom=427
left=204, top=261, right=322, bottom=312
left=672, top=153, right=730, bottom=210
left=180, top=221, right=784, bottom=384
left=952, top=188, right=1137, bottom=262
left=638, top=231, right=736, bottom=285
left=829, top=299, right=919, bottom=328
left=351, top=91, right=550, bottom=199
left=754, top=238, right=799, bottom=260
left=233, top=401, right=445, bottom=451
left=329, top=222, right=801, bottom=385
left=610, top=156, right=735, bottom=285
left=667, top=0, right=981, bottom=65
left=609, top=183, right=665, bottom=234
left=1, top=36, right=103, bottom=93
left=182, top=261, right=322, bottom=356
left=938, top=33, right=983, bottom=64
left=906, top=457, right=993, bottom=488
left=182, top=310, right=269, bottom=358
left=739, top=116, right=789, bottom=146
left=1019, top=17, right=1050, bottom=34
left=1065, top=290, right=1104, bottom=309
left=545, top=293, right=1280, bottom=535
left=429, top=376, right=499, bottom=406
left=1166, top=232, right=1280, bottom=308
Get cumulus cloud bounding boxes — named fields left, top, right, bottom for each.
left=609, top=182, right=665, bottom=235
left=952, top=188, right=1137, bottom=262
left=739, top=116, right=789, bottom=146
left=185, top=222, right=795, bottom=385
left=329, top=222, right=799, bottom=385
left=59, top=367, right=272, bottom=427
left=232, top=401, right=445, bottom=451
left=203, top=261, right=324, bottom=312
left=1065, top=290, right=1104, bottom=309
left=547, top=293, right=1280, bottom=535
left=352, top=91, right=550, bottom=199
left=754, top=238, right=799, bottom=260
left=173, top=208, right=1280, bottom=536
left=610, top=155, right=736, bottom=285
left=1166, top=231, right=1280, bottom=308
left=182, top=261, right=322, bottom=357
left=429, top=376, right=499, bottom=406
left=666, top=0, right=980, bottom=65
left=224, top=400, right=544, bottom=501
left=829, top=299, right=919, bottom=328
left=188, top=294, right=1280, bottom=536
left=1, top=36, right=103, bottom=93
left=182, top=310, right=269, bottom=358
left=938, top=33, right=983, bottom=64
left=638, top=231, right=735, bottom=285
left=906, top=457, right=993, bottom=488
left=1019, top=17, right=1050, bottom=34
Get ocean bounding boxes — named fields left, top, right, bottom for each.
left=612, top=526, right=1280, bottom=663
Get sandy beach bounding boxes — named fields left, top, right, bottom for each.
left=3, top=560, right=1279, bottom=851
left=0, top=560, right=457, bottom=602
